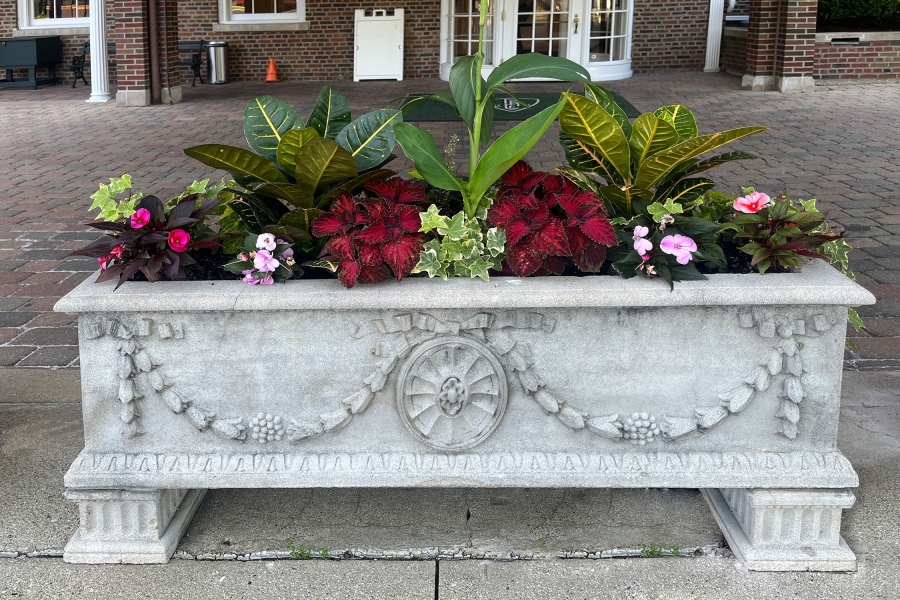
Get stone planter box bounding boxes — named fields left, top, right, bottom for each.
left=55, top=259, right=874, bottom=569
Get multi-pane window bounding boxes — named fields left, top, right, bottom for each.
left=32, top=0, right=88, bottom=20
left=588, top=0, right=629, bottom=62
left=230, top=0, right=297, bottom=17
left=450, top=0, right=494, bottom=65
left=516, top=0, right=569, bottom=58
left=220, top=0, right=305, bottom=23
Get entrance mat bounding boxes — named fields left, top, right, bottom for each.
left=400, top=90, right=640, bottom=122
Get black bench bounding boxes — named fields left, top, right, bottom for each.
left=70, top=41, right=116, bottom=88
left=178, top=40, right=207, bottom=87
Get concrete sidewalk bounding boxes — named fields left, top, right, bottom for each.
left=1, top=73, right=899, bottom=370
left=1, top=367, right=897, bottom=597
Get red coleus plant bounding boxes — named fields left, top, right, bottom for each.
left=311, top=178, right=427, bottom=288
left=489, top=161, right=617, bottom=276
left=71, top=194, right=222, bottom=289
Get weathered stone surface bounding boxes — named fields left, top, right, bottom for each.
left=53, top=260, right=874, bottom=565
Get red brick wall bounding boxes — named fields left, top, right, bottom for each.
left=115, top=0, right=151, bottom=91
left=774, top=0, right=816, bottom=78
left=631, top=0, right=710, bottom=72
left=745, top=0, right=778, bottom=76
left=157, top=0, right=180, bottom=90
left=175, top=0, right=441, bottom=82
left=721, top=30, right=748, bottom=73
left=814, top=39, right=900, bottom=80
left=0, top=2, right=117, bottom=85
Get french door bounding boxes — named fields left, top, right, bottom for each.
left=440, top=0, right=633, bottom=81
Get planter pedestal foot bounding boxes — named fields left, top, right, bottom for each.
left=702, top=488, right=857, bottom=572
left=63, top=488, right=207, bottom=564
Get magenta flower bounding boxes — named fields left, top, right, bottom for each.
left=256, top=233, right=277, bottom=251
left=660, top=234, right=697, bottom=265
left=98, top=255, right=111, bottom=270
left=253, top=249, right=279, bottom=273
left=633, top=225, right=652, bottom=257
left=242, top=269, right=256, bottom=285
left=733, top=191, right=770, bottom=214
left=167, top=229, right=190, bottom=252
left=130, top=208, right=150, bottom=229
left=110, top=245, right=124, bottom=258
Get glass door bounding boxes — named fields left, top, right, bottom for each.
left=513, top=0, right=571, bottom=59
left=582, top=0, right=633, bottom=80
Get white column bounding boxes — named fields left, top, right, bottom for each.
left=86, top=0, right=111, bottom=102
left=704, top=0, right=725, bottom=72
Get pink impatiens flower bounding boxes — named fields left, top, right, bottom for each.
left=256, top=233, right=277, bottom=251
left=633, top=225, right=652, bottom=259
left=130, top=208, right=150, bottom=229
left=167, top=229, right=190, bottom=252
left=110, top=245, right=123, bottom=258
left=98, top=256, right=111, bottom=270
left=660, top=234, right=697, bottom=265
left=253, top=249, right=279, bottom=273
left=733, top=191, right=771, bottom=214
left=242, top=269, right=257, bottom=285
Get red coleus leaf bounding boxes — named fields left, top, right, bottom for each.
left=507, top=243, right=543, bottom=277
left=489, top=197, right=524, bottom=230
left=359, top=264, right=392, bottom=284
left=579, top=213, right=617, bottom=245
left=573, top=241, right=607, bottom=272
left=323, top=234, right=356, bottom=261
left=529, top=219, right=570, bottom=256
left=500, top=160, right=534, bottom=187
left=358, top=243, right=383, bottom=266
left=337, top=260, right=361, bottom=288
left=312, top=194, right=363, bottom=237
left=382, top=234, right=424, bottom=280
left=542, top=255, right=568, bottom=275
left=565, top=225, right=590, bottom=256
left=542, top=174, right=579, bottom=195
left=396, top=204, right=422, bottom=232
left=364, top=179, right=429, bottom=204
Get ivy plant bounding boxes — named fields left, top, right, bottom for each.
left=413, top=205, right=506, bottom=281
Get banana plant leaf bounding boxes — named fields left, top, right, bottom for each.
left=306, top=85, right=352, bottom=140
left=485, top=53, right=590, bottom=90
left=559, top=94, right=632, bottom=183
left=184, top=144, right=288, bottom=184
left=449, top=55, right=486, bottom=137
left=243, top=96, right=303, bottom=164
left=469, top=100, right=566, bottom=209
left=393, top=122, right=467, bottom=194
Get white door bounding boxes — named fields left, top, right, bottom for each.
left=440, top=0, right=632, bottom=81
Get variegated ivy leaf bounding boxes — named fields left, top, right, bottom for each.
left=90, top=174, right=142, bottom=222
left=186, top=179, right=211, bottom=195
left=800, top=198, right=818, bottom=212
left=647, top=198, right=684, bottom=223
left=443, top=240, right=466, bottom=262
left=438, top=211, right=468, bottom=241
left=413, top=247, right=449, bottom=280
left=486, top=227, right=506, bottom=257
left=418, top=204, right=450, bottom=233
left=467, top=258, right=492, bottom=281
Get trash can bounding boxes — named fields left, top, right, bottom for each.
left=206, top=41, right=229, bottom=84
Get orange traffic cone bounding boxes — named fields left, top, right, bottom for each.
left=265, top=59, right=279, bottom=83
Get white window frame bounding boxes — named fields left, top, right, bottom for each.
left=218, top=0, right=306, bottom=24
left=18, top=0, right=90, bottom=30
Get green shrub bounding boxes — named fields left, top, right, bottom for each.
left=818, top=0, right=900, bottom=28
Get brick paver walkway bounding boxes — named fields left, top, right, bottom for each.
left=1, top=73, right=898, bottom=369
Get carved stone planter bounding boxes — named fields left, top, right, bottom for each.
left=55, top=259, right=874, bottom=569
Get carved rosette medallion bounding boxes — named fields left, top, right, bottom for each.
left=396, top=336, right=508, bottom=451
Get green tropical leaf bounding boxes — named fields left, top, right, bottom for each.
left=681, top=150, right=760, bottom=178
left=243, top=96, right=302, bottom=164
left=559, top=94, right=631, bottom=183
left=634, top=126, right=767, bottom=190
left=184, top=144, right=288, bottom=184
left=252, top=182, right=315, bottom=208
left=629, top=113, right=680, bottom=166
left=555, top=166, right=602, bottom=194
left=335, top=109, right=403, bottom=171
left=654, top=105, right=698, bottom=140
left=303, top=259, right=340, bottom=273
left=294, top=138, right=358, bottom=194
left=307, top=85, right=352, bottom=140
left=394, top=122, right=468, bottom=194
left=449, top=55, right=488, bottom=136
left=559, top=132, right=624, bottom=185
left=583, top=83, right=633, bottom=139
left=276, top=128, right=319, bottom=174
left=668, top=263, right=708, bottom=281
left=599, top=184, right=650, bottom=215
left=486, top=53, right=590, bottom=90
left=316, top=169, right=396, bottom=209
left=279, top=208, right=324, bottom=235
left=653, top=177, right=715, bottom=204
left=469, top=100, right=566, bottom=211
